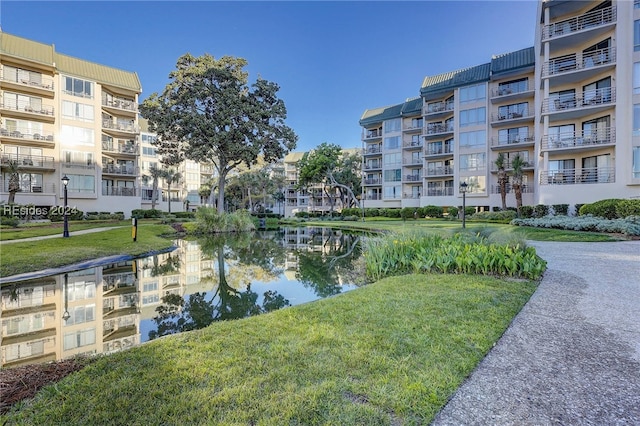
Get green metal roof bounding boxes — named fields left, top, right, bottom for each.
left=420, top=63, right=491, bottom=97
left=1, top=31, right=141, bottom=92
left=359, top=102, right=403, bottom=127
left=490, top=47, right=535, bottom=75
left=400, top=97, right=422, bottom=116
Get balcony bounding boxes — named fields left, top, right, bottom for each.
left=490, top=160, right=534, bottom=172
left=102, top=120, right=139, bottom=135
left=0, top=153, right=55, bottom=170
left=542, top=128, right=615, bottom=152
left=426, top=187, right=454, bottom=197
left=424, top=123, right=454, bottom=138
left=0, top=127, right=54, bottom=147
left=425, top=146, right=454, bottom=158
left=402, top=193, right=422, bottom=199
left=403, top=174, right=422, bottom=182
left=0, top=70, right=55, bottom=96
left=363, top=178, right=381, bottom=185
left=364, top=193, right=382, bottom=201
left=490, top=184, right=533, bottom=194
left=403, top=140, right=423, bottom=149
left=364, top=145, right=382, bottom=155
left=426, top=166, right=454, bottom=177
left=102, top=97, right=138, bottom=115
left=491, top=82, right=532, bottom=100
left=102, top=142, right=139, bottom=156
left=540, top=167, right=615, bottom=185
left=403, top=157, right=423, bottom=166
left=490, top=109, right=533, bottom=126
left=102, top=164, right=138, bottom=176
left=423, top=101, right=454, bottom=117
left=542, top=5, right=616, bottom=43
left=491, top=135, right=535, bottom=149
left=2, top=182, right=56, bottom=194
left=364, top=163, right=382, bottom=170
left=201, top=164, right=214, bottom=174
left=63, top=161, right=96, bottom=172
left=542, top=48, right=616, bottom=87
left=363, top=128, right=382, bottom=140
left=542, top=87, right=615, bottom=121
left=102, top=187, right=138, bottom=196
left=0, top=100, right=55, bottom=121
left=403, top=123, right=423, bottom=133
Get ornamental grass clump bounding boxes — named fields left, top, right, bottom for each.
left=364, top=232, right=546, bottom=281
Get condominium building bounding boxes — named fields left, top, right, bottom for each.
left=1, top=31, right=143, bottom=215
left=361, top=0, right=639, bottom=211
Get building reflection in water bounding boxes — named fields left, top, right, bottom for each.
left=0, top=227, right=363, bottom=368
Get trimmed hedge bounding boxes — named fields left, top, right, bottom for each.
left=578, top=199, right=640, bottom=220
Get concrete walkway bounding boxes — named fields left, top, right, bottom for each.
left=433, top=240, right=640, bottom=425
left=0, top=226, right=125, bottom=244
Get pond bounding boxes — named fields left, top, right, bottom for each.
left=0, top=227, right=364, bottom=369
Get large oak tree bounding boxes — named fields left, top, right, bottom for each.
left=140, top=54, right=297, bottom=213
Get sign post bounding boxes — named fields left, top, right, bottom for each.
left=132, top=217, right=138, bottom=242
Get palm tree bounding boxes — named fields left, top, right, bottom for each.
left=495, top=152, right=508, bottom=211
left=161, top=168, right=182, bottom=214
left=6, top=160, right=21, bottom=205
left=511, top=154, right=527, bottom=217
left=147, top=164, right=164, bottom=210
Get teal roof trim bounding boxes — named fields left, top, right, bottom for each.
left=359, top=102, right=403, bottom=127
left=490, top=47, right=535, bottom=75
left=401, top=97, right=422, bottom=116
left=420, top=63, right=490, bottom=96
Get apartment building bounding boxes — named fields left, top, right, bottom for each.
left=0, top=31, right=143, bottom=215
left=283, top=148, right=361, bottom=217
left=361, top=0, right=639, bottom=212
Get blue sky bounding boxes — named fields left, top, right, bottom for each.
left=1, top=1, right=538, bottom=152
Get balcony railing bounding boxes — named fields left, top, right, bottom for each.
left=0, top=100, right=54, bottom=116
left=403, top=140, right=423, bottom=149
left=404, top=174, right=422, bottom=182
left=491, top=160, right=532, bottom=172
left=542, top=47, right=616, bottom=77
left=364, top=163, right=382, bottom=170
left=102, top=164, right=138, bottom=176
left=364, top=146, right=382, bottom=154
left=403, top=158, right=423, bottom=165
left=491, top=109, right=532, bottom=122
left=0, top=70, right=55, bottom=91
left=363, top=129, right=382, bottom=139
left=425, top=146, right=454, bottom=156
left=425, top=123, right=454, bottom=135
left=542, top=5, right=616, bottom=41
left=402, top=193, right=421, bottom=199
left=102, top=98, right=137, bottom=113
left=423, top=101, right=454, bottom=115
left=364, top=178, right=381, bottom=185
left=542, top=128, right=614, bottom=150
left=426, top=166, right=453, bottom=176
left=491, top=135, right=535, bottom=147
left=102, top=187, right=138, bottom=196
left=364, top=194, right=382, bottom=200
left=403, top=123, right=423, bottom=132
left=540, top=167, right=615, bottom=185
left=62, top=162, right=96, bottom=171
left=102, top=142, right=139, bottom=155
left=490, top=184, right=533, bottom=194
left=542, top=87, right=615, bottom=114
left=102, top=120, right=139, bottom=133
left=1, top=153, right=55, bottom=169
left=0, top=127, right=54, bottom=142
left=426, top=188, right=454, bottom=197
left=491, top=83, right=530, bottom=97
left=2, top=182, right=55, bottom=193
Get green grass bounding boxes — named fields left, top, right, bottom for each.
left=3, top=274, right=536, bottom=425
left=0, top=224, right=176, bottom=277
left=295, top=219, right=621, bottom=242
left=0, top=220, right=131, bottom=241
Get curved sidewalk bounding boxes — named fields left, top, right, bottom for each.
left=433, top=240, right=640, bottom=425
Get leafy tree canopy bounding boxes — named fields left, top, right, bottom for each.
left=140, top=53, right=298, bottom=212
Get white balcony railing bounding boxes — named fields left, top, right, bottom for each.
left=542, top=5, right=616, bottom=41
left=542, top=128, right=614, bottom=150
left=542, top=87, right=615, bottom=114
left=540, top=167, right=615, bottom=185
left=0, top=126, right=54, bottom=142
left=542, top=47, right=615, bottom=77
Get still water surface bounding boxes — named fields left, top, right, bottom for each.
left=0, top=227, right=363, bottom=368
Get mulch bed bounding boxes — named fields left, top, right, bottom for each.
left=0, top=359, right=87, bottom=415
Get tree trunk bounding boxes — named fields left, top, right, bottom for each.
left=217, top=172, right=227, bottom=214
left=497, top=169, right=507, bottom=210
left=167, top=182, right=172, bottom=214
left=151, top=179, right=158, bottom=210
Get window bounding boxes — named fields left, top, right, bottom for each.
left=582, top=154, right=612, bottom=183
left=61, top=125, right=94, bottom=146
left=459, top=130, right=486, bottom=147
left=459, top=83, right=486, bottom=103
left=64, top=305, right=96, bottom=326
left=142, top=147, right=157, bottom=156
left=459, top=153, right=486, bottom=171
left=63, top=76, right=93, bottom=98
left=498, top=78, right=527, bottom=95
left=384, top=136, right=400, bottom=149
left=635, top=20, right=640, bottom=51
left=3, top=92, right=42, bottom=112
left=65, top=174, right=95, bottom=193
left=459, top=107, right=486, bottom=127
left=64, top=328, right=96, bottom=350
left=460, top=176, right=486, bottom=194
left=2, top=119, right=43, bottom=136
left=383, top=169, right=401, bottom=182
left=498, top=102, right=528, bottom=119
left=62, top=101, right=94, bottom=122
left=63, top=151, right=94, bottom=165
left=582, top=116, right=610, bottom=143
left=583, top=39, right=611, bottom=68
left=635, top=63, right=640, bottom=95
left=583, top=77, right=611, bottom=104
left=383, top=185, right=401, bottom=199
left=633, top=147, right=640, bottom=179
left=141, top=134, right=157, bottom=144
left=549, top=90, right=576, bottom=111
left=384, top=118, right=401, bottom=133
left=498, top=127, right=529, bottom=144
left=4, top=173, right=43, bottom=193
left=383, top=153, right=401, bottom=166
left=66, top=280, right=96, bottom=301
left=635, top=104, right=640, bottom=137
left=2, top=66, right=44, bottom=86
left=409, top=118, right=423, bottom=129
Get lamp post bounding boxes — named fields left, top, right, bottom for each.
left=460, top=181, right=468, bottom=229
left=61, top=175, right=70, bottom=237
left=62, top=273, right=70, bottom=322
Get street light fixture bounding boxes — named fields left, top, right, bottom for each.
left=61, top=175, right=70, bottom=237
left=460, top=181, right=468, bottom=229
left=62, top=273, right=70, bottom=322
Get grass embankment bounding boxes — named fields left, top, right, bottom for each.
left=295, top=219, right=620, bottom=242
left=0, top=220, right=131, bottom=241
left=3, top=274, right=536, bottom=425
left=0, top=223, right=176, bottom=278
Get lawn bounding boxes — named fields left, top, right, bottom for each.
left=0, top=220, right=130, bottom=241
left=3, top=274, right=537, bottom=425
left=0, top=223, right=176, bottom=278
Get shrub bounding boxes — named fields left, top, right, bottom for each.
left=294, top=211, right=309, bottom=218
left=511, top=215, right=640, bottom=236
left=174, top=211, right=196, bottom=219
left=464, top=207, right=475, bottom=217
left=400, top=207, right=416, bottom=220
left=616, top=199, right=640, bottom=218
left=534, top=204, right=549, bottom=217
left=343, top=215, right=360, bottom=221
left=520, top=205, right=534, bottom=218
left=579, top=199, right=620, bottom=219
left=552, top=204, right=569, bottom=216
left=384, top=208, right=401, bottom=218
left=423, top=205, right=444, bottom=218
left=365, top=208, right=380, bottom=218
left=446, top=206, right=458, bottom=219
left=471, top=210, right=517, bottom=222
left=1, top=216, right=20, bottom=227
left=196, top=207, right=229, bottom=233
left=131, top=209, right=163, bottom=219
left=48, top=208, right=84, bottom=222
